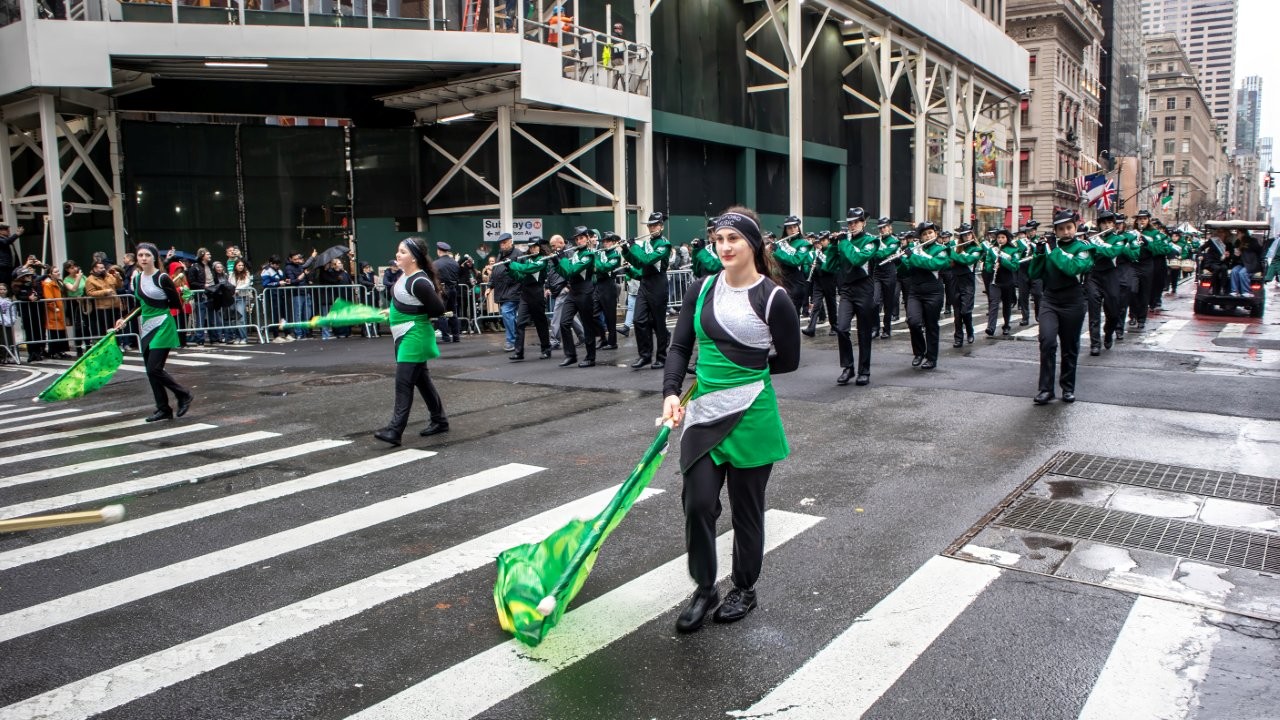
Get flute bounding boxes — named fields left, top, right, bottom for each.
left=878, top=238, right=936, bottom=266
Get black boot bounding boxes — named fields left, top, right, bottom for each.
left=630, top=356, right=651, bottom=369
left=675, top=588, right=719, bottom=633
left=419, top=421, right=449, bottom=437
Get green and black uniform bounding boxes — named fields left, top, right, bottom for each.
left=1029, top=237, right=1094, bottom=397
left=772, top=235, right=814, bottom=316
left=508, top=253, right=550, bottom=357
left=690, top=240, right=723, bottom=279
left=385, top=270, right=448, bottom=434
left=663, top=272, right=800, bottom=594
left=556, top=246, right=598, bottom=363
left=133, top=270, right=191, bottom=416
left=593, top=245, right=623, bottom=347
left=828, top=231, right=879, bottom=376
left=901, top=242, right=950, bottom=365
left=1085, top=231, right=1126, bottom=350
left=985, top=242, right=1021, bottom=334
left=946, top=240, right=983, bottom=345
left=623, top=235, right=671, bottom=365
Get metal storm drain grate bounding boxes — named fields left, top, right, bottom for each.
left=1052, top=452, right=1280, bottom=506
left=996, top=497, right=1280, bottom=574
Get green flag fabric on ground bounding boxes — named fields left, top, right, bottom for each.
left=37, top=332, right=125, bottom=403
left=494, top=420, right=676, bottom=647
left=280, top=298, right=387, bottom=330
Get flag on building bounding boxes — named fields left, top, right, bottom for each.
left=1086, top=177, right=1116, bottom=210
left=1075, top=173, right=1111, bottom=207
left=1073, top=174, right=1091, bottom=198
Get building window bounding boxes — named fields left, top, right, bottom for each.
left=1180, top=160, right=1190, bottom=175
left=1164, top=116, right=1176, bottom=132
left=1019, top=149, right=1030, bottom=184
left=1029, top=55, right=1036, bottom=77
left=1184, top=96, right=1192, bottom=109
left=1166, top=97, right=1176, bottom=110
left=1163, top=139, right=1176, bottom=154
left=1181, top=138, right=1189, bottom=153
left=1183, top=116, right=1191, bottom=131
left=1149, top=97, right=1156, bottom=112
left=1162, top=160, right=1175, bottom=176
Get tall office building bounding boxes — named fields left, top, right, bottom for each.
left=1140, top=0, right=1238, bottom=147
left=1235, top=75, right=1262, bottom=156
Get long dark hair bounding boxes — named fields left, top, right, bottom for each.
left=402, top=237, right=446, bottom=300
left=717, top=205, right=781, bottom=285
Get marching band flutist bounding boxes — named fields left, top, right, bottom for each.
left=1030, top=210, right=1095, bottom=405
left=624, top=212, right=672, bottom=370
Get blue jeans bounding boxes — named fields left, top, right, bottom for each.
left=1229, top=266, right=1253, bottom=295
left=233, top=296, right=248, bottom=341
left=500, top=300, right=519, bottom=345
left=624, top=293, right=637, bottom=327
left=292, top=293, right=313, bottom=338
left=192, top=296, right=209, bottom=343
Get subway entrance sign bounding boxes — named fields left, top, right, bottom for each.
left=483, top=218, right=544, bottom=243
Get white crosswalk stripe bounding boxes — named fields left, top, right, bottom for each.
left=1140, top=318, right=1189, bottom=347
left=0, top=423, right=218, bottom=467
left=0, top=414, right=135, bottom=450
left=0, top=408, right=80, bottom=427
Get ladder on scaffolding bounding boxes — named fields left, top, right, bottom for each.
left=461, top=0, right=481, bottom=31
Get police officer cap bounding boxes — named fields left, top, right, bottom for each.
left=435, top=241, right=452, bottom=252
left=876, top=216, right=892, bottom=228
left=572, top=225, right=591, bottom=238
left=497, top=232, right=514, bottom=243
left=783, top=215, right=802, bottom=227
left=1096, top=210, right=1116, bottom=224
left=645, top=211, right=665, bottom=225
left=915, top=221, right=938, bottom=234
left=1135, top=209, right=1152, bottom=218
left=1052, top=209, right=1077, bottom=226
left=956, top=223, right=974, bottom=235
left=846, top=207, right=867, bottom=222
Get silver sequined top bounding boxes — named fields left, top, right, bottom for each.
left=712, top=276, right=772, bottom=349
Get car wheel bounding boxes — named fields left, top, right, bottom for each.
left=1194, top=299, right=1208, bottom=314
left=1251, top=302, right=1264, bottom=318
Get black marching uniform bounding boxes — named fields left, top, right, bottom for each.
left=556, top=230, right=598, bottom=367
left=1086, top=213, right=1125, bottom=352
left=508, top=241, right=551, bottom=361
left=949, top=225, right=979, bottom=346
left=871, top=217, right=900, bottom=336
left=985, top=231, right=1018, bottom=335
left=593, top=238, right=623, bottom=349
left=626, top=212, right=672, bottom=369
left=901, top=224, right=948, bottom=368
left=804, top=236, right=838, bottom=336
left=1030, top=211, right=1094, bottom=404
left=831, top=208, right=878, bottom=385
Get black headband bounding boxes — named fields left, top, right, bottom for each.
left=136, top=243, right=161, bottom=264
left=712, top=212, right=764, bottom=253
left=402, top=238, right=430, bottom=270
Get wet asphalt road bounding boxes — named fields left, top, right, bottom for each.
left=0, top=287, right=1277, bottom=720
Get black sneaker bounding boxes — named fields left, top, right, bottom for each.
left=145, top=410, right=174, bottom=423
left=713, top=587, right=757, bottom=624
left=419, top=422, right=449, bottom=437
left=675, top=588, right=719, bottom=633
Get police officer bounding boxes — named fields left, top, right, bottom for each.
left=507, top=236, right=552, bottom=361
left=624, top=212, right=672, bottom=369
left=1030, top=210, right=1094, bottom=405
left=871, top=217, right=899, bottom=338
left=593, top=232, right=624, bottom=350
left=948, top=223, right=982, bottom=347
left=432, top=241, right=463, bottom=343
left=827, top=207, right=879, bottom=385
left=553, top=227, right=598, bottom=367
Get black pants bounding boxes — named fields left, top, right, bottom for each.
left=144, top=348, right=188, bottom=413
left=559, top=286, right=596, bottom=361
left=1167, top=267, right=1182, bottom=294
left=387, top=361, right=446, bottom=433
left=1150, top=261, right=1167, bottom=308
left=808, top=274, right=838, bottom=329
left=951, top=272, right=975, bottom=342
left=682, top=453, right=772, bottom=592
left=1016, top=267, right=1032, bottom=321
left=941, top=271, right=955, bottom=312
left=981, top=270, right=993, bottom=299
left=594, top=279, right=618, bottom=346
left=435, top=286, right=461, bottom=340
left=907, top=281, right=943, bottom=362
left=633, top=274, right=669, bottom=362
left=871, top=269, right=899, bottom=332
left=1038, top=289, right=1086, bottom=395
left=1131, top=258, right=1153, bottom=324
left=514, top=289, right=549, bottom=355
left=835, top=279, right=875, bottom=373
left=1115, top=263, right=1137, bottom=329
left=785, top=275, right=809, bottom=318
left=1086, top=270, right=1121, bottom=347
left=987, top=283, right=1014, bottom=331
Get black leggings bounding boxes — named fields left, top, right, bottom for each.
left=387, top=361, right=447, bottom=433
left=682, top=453, right=772, bottom=592
left=144, top=348, right=188, bottom=413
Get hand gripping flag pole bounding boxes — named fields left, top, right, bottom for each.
left=36, top=306, right=141, bottom=403
left=494, top=382, right=698, bottom=647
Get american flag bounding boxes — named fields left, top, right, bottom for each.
left=1073, top=174, right=1091, bottom=198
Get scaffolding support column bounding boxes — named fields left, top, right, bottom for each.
left=943, top=69, right=958, bottom=230
left=787, top=0, right=802, bottom=216
left=37, top=94, right=67, bottom=268
left=634, top=0, right=653, bottom=221
left=106, top=112, right=127, bottom=263
left=911, top=51, right=927, bottom=220
left=1010, top=98, right=1022, bottom=229
left=612, top=117, right=627, bottom=234
left=962, top=76, right=974, bottom=223
left=878, top=34, right=892, bottom=218
left=497, top=105, right=514, bottom=232
left=0, top=122, right=16, bottom=229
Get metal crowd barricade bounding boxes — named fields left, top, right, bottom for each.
left=179, top=288, right=269, bottom=345
left=257, top=284, right=378, bottom=341
left=665, top=269, right=694, bottom=310
left=2, top=294, right=141, bottom=364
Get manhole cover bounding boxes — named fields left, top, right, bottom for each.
left=305, top=373, right=384, bottom=386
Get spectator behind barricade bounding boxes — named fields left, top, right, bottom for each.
left=169, top=259, right=192, bottom=348
left=621, top=273, right=639, bottom=336
left=205, top=261, right=235, bottom=344
left=317, top=257, right=351, bottom=340
left=0, top=223, right=25, bottom=286
left=119, top=252, right=137, bottom=290
left=283, top=251, right=314, bottom=340
left=226, top=245, right=246, bottom=278
left=61, top=260, right=88, bottom=355
left=357, top=262, right=375, bottom=295
left=186, top=247, right=213, bottom=345
left=85, top=260, right=123, bottom=344
left=489, top=232, right=522, bottom=351
left=40, top=266, right=71, bottom=358
left=480, top=256, right=498, bottom=316
left=260, top=255, right=290, bottom=343
left=0, top=282, right=14, bottom=362
left=10, top=265, right=43, bottom=362
left=231, top=259, right=253, bottom=345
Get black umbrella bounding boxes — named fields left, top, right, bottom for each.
left=302, top=245, right=352, bottom=270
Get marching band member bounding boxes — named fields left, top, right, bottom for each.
left=690, top=220, right=723, bottom=279
left=1084, top=211, right=1126, bottom=354
left=115, top=242, right=193, bottom=423
left=593, top=232, right=624, bottom=350
left=1129, top=209, right=1171, bottom=330
left=828, top=207, right=879, bottom=385
left=661, top=205, right=800, bottom=633
left=1112, top=215, right=1137, bottom=340
left=555, top=226, right=598, bottom=368
left=984, top=228, right=1019, bottom=336
left=947, top=223, right=982, bottom=347
left=900, top=222, right=949, bottom=369
left=871, top=217, right=900, bottom=338
left=802, top=231, right=838, bottom=338
left=1030, top=210, right=1094, bottom=405
left=374, top=236, right=449, bottom=445
left=507, top=236, right=552, bottom=362
left=771, top=215, right=814, bottom=318
left=1015, top=221, right=1041, bottom=324
left=624, top=212, right=672, bottom=370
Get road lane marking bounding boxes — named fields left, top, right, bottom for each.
left=0, top=431, right=279, bottom=491
left=0, top=462, right=545, bottom=643
left=1014, top=324, right=1040, bottom=339
left=1217, top=323, right=1246, bottom=339
left=0, top=406, right=59, bottom=417
left=0, top=424, right=218, bottom=467
left=730, top=555, right=1002, bottom=719
left=350, top=509, right=824, bottom=720
left=1077, top=595, right=1221, bottom=720
left=0, top=415, right=135, bottom=448
left=0, top=434, right=306, bottom=520
left=0, top=486, right=662, bottom=720
left=1140, top=318, right=1188, bottom=348
left=38, top=359, right=145, bottom=373
left=0, top=450, right=436, bottom=572
left=0, top=409, right=80, bottom=427
left=0, top=412, right=124, bottom=441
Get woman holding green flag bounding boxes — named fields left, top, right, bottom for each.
left=115, top=243, right=192, bottom=422
left=373, top=236, right=450, bottom=446
left=662, top=206, right=801, bottom=634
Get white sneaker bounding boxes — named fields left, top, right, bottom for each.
left=272, top=337, right=287, bottom=344
left=1230, top=292, right=1241, bottom=297
left=1242, top=292, right=1254, bottom=298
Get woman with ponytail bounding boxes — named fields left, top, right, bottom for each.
left=115, top=243, right=193, bottom=422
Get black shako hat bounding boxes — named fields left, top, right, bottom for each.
left=846, top=207, right=867, bottom=223
left=1135, top=209, right=1152, bottom=219
left=1052, top=209, right=1077, bottom=226
left=956, top=223, right=974, bottom=236
left=645, top=212, right=665, bottom=225
left=876, top=216, right=893, bottom=228
left=1096, top=210, right=1117, bottom=224
left=782, top=215, right=801, bottom=227
left=572, top=225, right=590, bottom=238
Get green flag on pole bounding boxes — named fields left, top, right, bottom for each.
left=37, top=332, right=126, bottom=403
left=278, top=298, right=387, bottom=331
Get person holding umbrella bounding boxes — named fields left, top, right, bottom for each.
left=661, top=206, right=801, bottom=633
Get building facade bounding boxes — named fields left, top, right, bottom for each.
left=1091, top=0, right=1146, bottom=213
left=1235, top=75, right=1262, bottom=156
left=1008, top=0, right=1105, bottom=224
left=1144, top=34, right=1224, bottom=222
left=1140, top=0, right=1238, bottom=148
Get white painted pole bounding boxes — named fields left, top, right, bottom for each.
left=878, top=35, right=892, bottom=218
left=912, top=50, right=927, bottom=221
left=943, top=69, right=957, bottom=230
left=1011, top=96, right=1022, bottom=230
left=962, top=76, right=974, bottom=223
left=105, top=112, right=126, bottom=263
left=37, top=94, right=67, bottom=269
left=634, top=0, right=652, bottom=221
left=612, top=117, right=626, bottom=234
left=497, top=105, right=514, bottom=233
left=0, top=122, right=17, bottom=229
left=787, top=0, right=802, bottom=217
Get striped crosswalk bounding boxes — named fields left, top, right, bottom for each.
left=0, top=410, right=1268, bottom=719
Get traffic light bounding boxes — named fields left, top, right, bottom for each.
left=1265, top=172, right=1273, bottom=189
left=1159, top=181, right=1169, bottom=196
